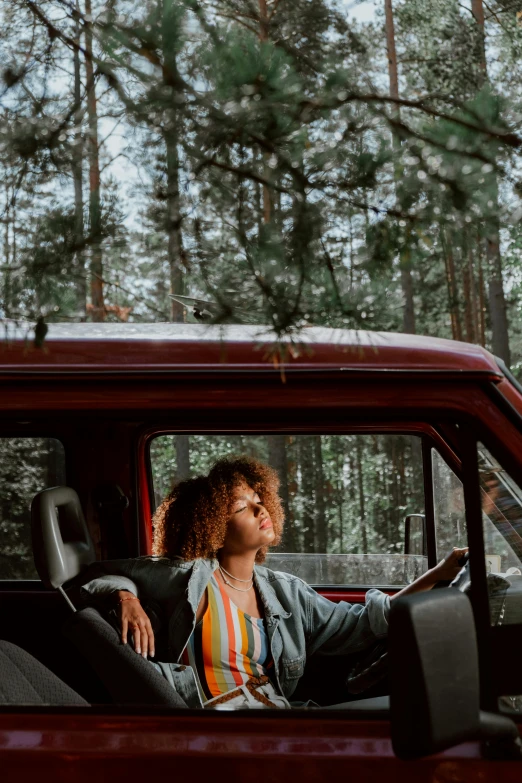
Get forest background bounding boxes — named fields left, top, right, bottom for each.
left=1, top=0, right=521, bottom=369
left=1, top=0, right=522, bottom=578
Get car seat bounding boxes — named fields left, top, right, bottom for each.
left=30, top=487, right=187, bottom=708
left=0, top=639, right=88, bottom=706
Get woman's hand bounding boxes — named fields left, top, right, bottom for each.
left=115, top=590, right=155, bottom=658
left=432, top=547, right=469, bottom=583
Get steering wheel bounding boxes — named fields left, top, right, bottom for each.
left=449, top=552, right=471, bottom=592
left=432, top=551, right=470, bottom=590
left=449, top=551, right=510, bottom=626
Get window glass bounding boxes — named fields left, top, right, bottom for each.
left=478, top=443, right=522, bottom=627
left=0, top=438, right=66, bottom=580
left=149, top=434, right=427, bottom=585
left=432, top=449, right=467, bottom=557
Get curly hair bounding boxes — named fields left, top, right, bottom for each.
left=152, top=456, right=284, bottom=563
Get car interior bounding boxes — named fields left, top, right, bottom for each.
left=1, top=417, right=522, bottom=717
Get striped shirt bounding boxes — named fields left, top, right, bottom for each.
left=182, top=572, right=273, bottom=702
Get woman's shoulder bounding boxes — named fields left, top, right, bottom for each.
left=255, top=564, right=309, bottom=590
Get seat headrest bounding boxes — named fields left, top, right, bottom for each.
left=31, top=486, right=96, bottom=589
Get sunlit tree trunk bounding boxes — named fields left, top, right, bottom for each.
left=84, top=0, right=104, bottom=321
left=384, top=0, right=415, bottom=334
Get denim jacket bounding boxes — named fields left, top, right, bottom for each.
left=79, top=557, right=389, bottom=708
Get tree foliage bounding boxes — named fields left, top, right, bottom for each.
left=0, top=0, right=521, bottom=366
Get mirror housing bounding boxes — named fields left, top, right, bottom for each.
left=389, top=589, right=517, bottom=759
left=403, top=513, right=426, bottom=556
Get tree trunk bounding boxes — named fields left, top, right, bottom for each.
left=84, top=0, right=104, bottom=321
left=410, top=436, right=424, bottom=514
left=175, top=435, right=190, bottom=481
left=471, top=0, right=487, bottom=76
left=478, top=246, right=487, bottom=347
left=462, top=249, right=475, bottom=343
left=400, top=263, right=415, bottom=333
left=335, top=440, right=344, bottom=552
left=356, top=439, right=368, bottom=554
left=486, top=227, right=511, bottom=364
left=441, top=228, right=462, bottom=341
left=467, top=236, right=480, bottom=344
left=258, top=0, right=271, bottom=225
left=471, top=0, right=511, bottom=365
left=3, top=184, right=11, bottom=318
left=384, top=0, right=415, bottom=333
left=162, top=0, right=185, bottom=323
left=165, top=128, right=184, bottom=322
left=313, top=437, right=327, bottom=553
left=286, top=439, right=300, bottom=551
left=267, top=435, right=296, bottom=551
left=300, top=437, right=315, bottom=553
left=73, top=2, right=86, bottom=317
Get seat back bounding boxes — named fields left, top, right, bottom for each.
left=31, top=486, right=96, bottom=590
left=30, top=489, right=188, bottom=708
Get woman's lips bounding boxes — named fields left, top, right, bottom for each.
left=259, top=518, right=272, bottom=530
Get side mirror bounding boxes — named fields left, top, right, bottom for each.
left=389, top=589, right=517, bottom=760
left=403, top=513, right=426, bottom=556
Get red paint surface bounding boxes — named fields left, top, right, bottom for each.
left=319, top=591, right=394, bottom=603
left=0, top=324, right=504, bottom=376
left=1, top=712, right=514, bottom=783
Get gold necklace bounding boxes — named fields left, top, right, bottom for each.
left=219, top=563, right=254, bottom=583
left=218, top=566, right=253, bottom=592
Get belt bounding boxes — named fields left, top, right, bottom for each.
left=204, top=675, right=281, bottom=709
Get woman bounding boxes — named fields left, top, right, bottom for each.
left=80, top=456, right=467, bottom=709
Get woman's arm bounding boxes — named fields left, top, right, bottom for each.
left=78, top=558, right=165, bottom=658
left=390, top=546, right=468, bottom=601
left=302, top=547, right=468, bottom=657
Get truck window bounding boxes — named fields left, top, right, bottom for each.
left=478, top=442, right=522, bottom=626
left=0, top=437, right=66, bottom=580
left=434, top=442, right=522, bottom=627
left=149, top=433, right=427, bottom=587
left=432, top=448, right=467, bottom=557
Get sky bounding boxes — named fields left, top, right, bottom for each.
left=342, top=1, right=376, bottom=24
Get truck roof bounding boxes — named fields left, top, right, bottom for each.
left=0, top=323, right=502, bottom=377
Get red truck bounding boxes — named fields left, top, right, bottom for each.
left=1, top=323, right=522, bottom=781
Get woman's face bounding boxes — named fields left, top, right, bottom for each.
left=222, top=482, right=275, bottom=555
